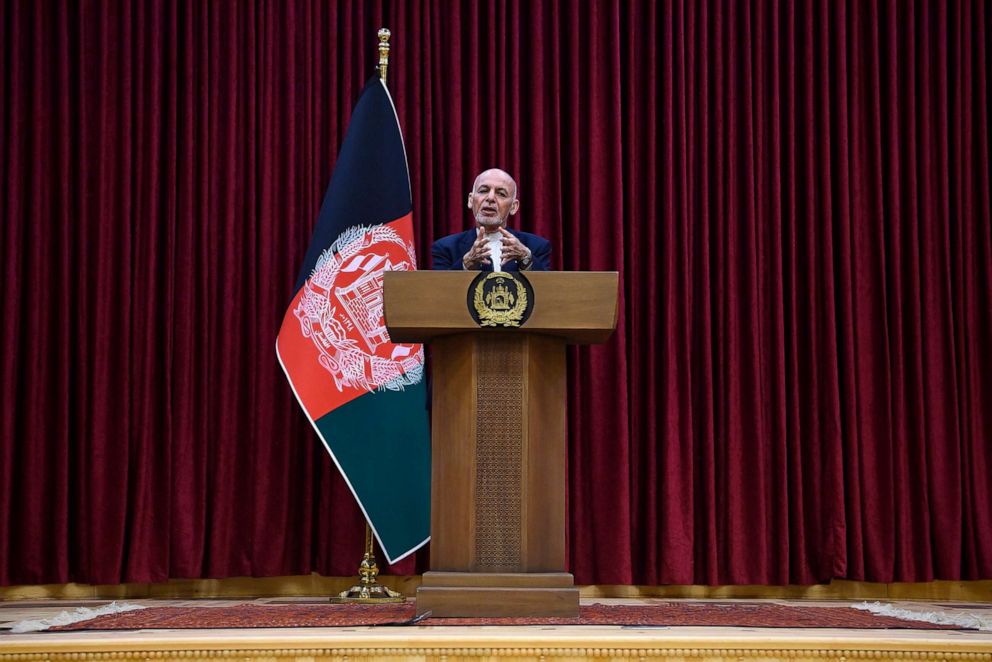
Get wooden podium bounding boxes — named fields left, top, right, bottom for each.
left=383, top=271, right=618, bottom=617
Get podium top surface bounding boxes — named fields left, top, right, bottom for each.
left=383, top=271, right=619, bottom=345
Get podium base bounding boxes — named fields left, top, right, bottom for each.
left=416, top=572, right=579, bottom=618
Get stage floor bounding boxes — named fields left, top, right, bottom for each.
left=2, top=597, right=991, bottom=662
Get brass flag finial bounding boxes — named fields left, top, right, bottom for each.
left=378, top=28, right=391, bottom=84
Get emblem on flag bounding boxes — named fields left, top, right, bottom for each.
left=294, top=224, right=424, bottom=394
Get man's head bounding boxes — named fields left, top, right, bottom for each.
left=467, top=168, right=520, bottom=232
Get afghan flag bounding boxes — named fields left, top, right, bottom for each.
left=276, top=75, right=430, bottom=564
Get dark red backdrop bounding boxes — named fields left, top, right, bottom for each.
left=1, top=0, right=990, bottom=587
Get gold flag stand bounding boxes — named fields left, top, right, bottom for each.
left=329, top=28, right=405, bottom=605
left=330, top=523, right=405, bottom=603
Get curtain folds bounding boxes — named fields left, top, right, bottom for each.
left=1, top=0, right=989, bottom=586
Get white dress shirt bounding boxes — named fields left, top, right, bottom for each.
left=485, top=232, right=504, bottom=272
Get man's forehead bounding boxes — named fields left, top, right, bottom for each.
left=473, top=169, right=516, bottom=192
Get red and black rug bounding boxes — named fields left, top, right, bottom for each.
left=48, top=602, right=965, bottom=631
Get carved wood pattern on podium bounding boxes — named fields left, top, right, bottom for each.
left=474, top=336, right=525, bottom=570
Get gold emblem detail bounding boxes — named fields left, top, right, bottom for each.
left=472, top=273, right=529, bottom=327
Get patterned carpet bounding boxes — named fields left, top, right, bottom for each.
left=49, top=602, right=964, bottom=631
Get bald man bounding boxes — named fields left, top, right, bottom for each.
left=431, top=168, right=552, bottom=271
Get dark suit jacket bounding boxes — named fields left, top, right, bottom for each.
left=430, top=228, right=552, bottom=271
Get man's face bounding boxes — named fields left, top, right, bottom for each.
left=467, top=169, right=519, bottom=231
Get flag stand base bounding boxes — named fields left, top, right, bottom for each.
left=329, top=524, right=406, bottom=603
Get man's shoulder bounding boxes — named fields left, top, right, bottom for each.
left=433, top=229, right=475, bottom=247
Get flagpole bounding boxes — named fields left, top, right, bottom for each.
left=329, top=27, right=405, bottom=604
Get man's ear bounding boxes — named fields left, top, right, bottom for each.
left=509, top=198, right=520, bottom=216
left=467, top=193, right=473, bottom=210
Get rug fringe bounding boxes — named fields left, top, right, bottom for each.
left=10, top=601, right=147, bottom=633
left=853, top=601, right=992, bottom=631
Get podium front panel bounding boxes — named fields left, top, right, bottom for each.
left=430, top=333, right=566, bottom=573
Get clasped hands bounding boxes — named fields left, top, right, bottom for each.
left=462, top=227, right=531, bottom=270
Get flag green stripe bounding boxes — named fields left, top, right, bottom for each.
left=314, top=381, right=431, bottom=562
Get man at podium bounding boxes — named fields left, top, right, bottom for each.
left=431, top=168, right=552, bottom=271
left=385, top=171, right=616, bottom=616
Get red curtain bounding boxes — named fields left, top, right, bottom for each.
left=1, top=0, right=990, bottom=587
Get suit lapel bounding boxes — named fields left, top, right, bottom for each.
left=457, top=230, right=476, bottom=269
